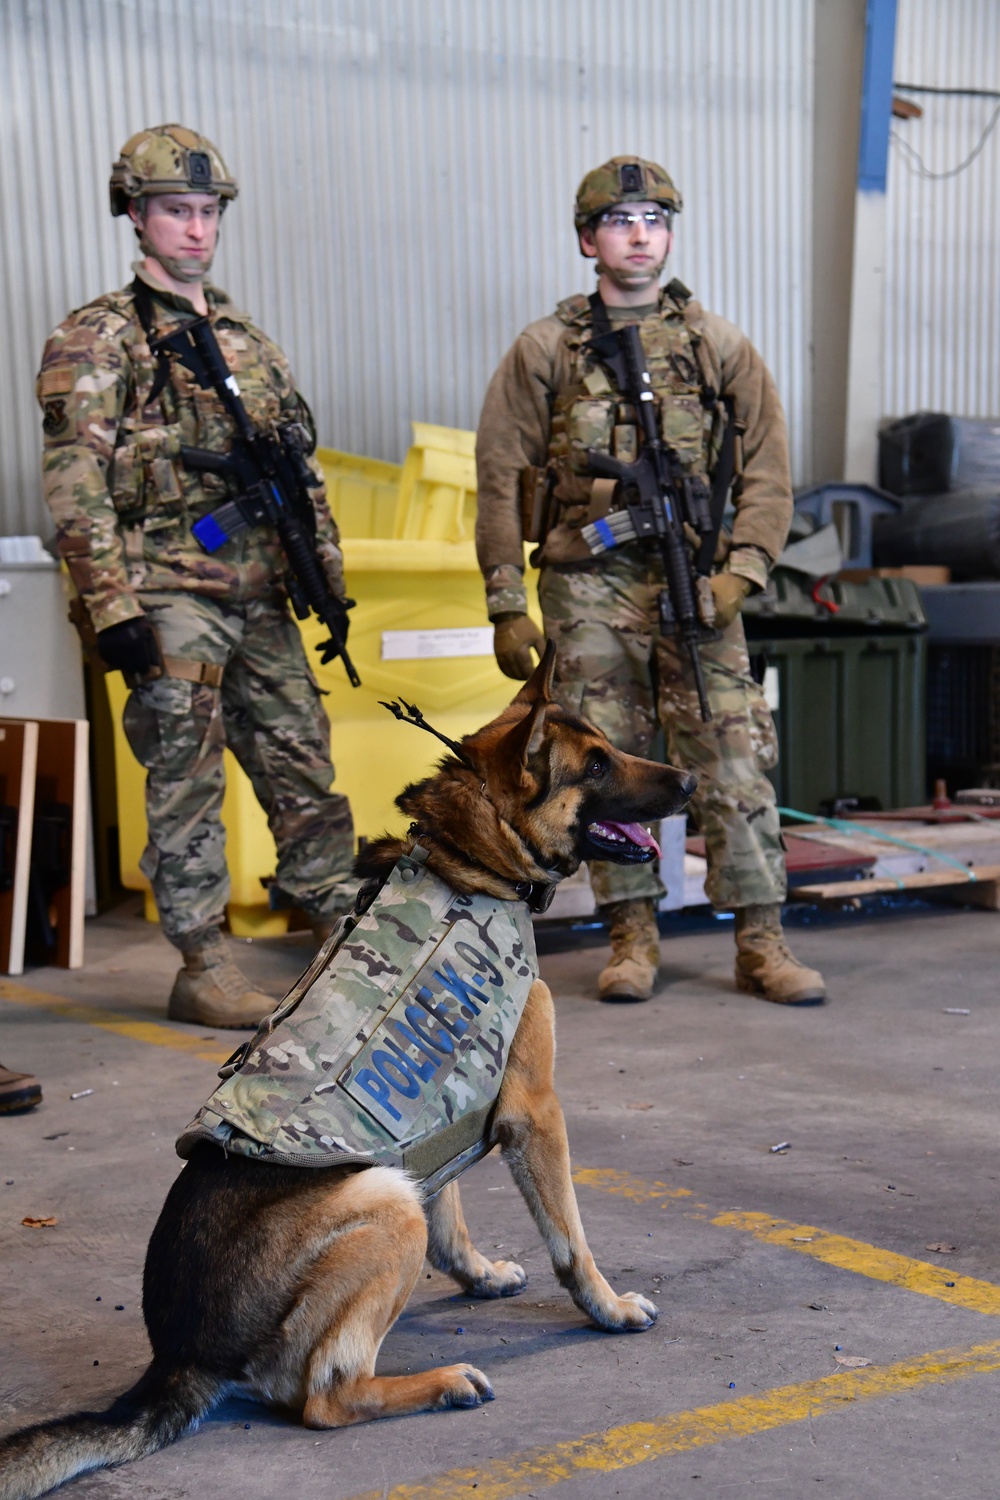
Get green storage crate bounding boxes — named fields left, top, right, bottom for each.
left=742, top=570, right=926, bottom=634
left=746, top=634, right=926, bottom=813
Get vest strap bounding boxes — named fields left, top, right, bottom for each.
left=697, top=394, right=738, bottom=575
left=587, top=291, right=613, bottom=339
left=162, top=655, right=224, bottom=688
left=132, top=278, right=177, bottom=410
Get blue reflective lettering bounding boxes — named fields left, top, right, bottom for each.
left=433, top=959, right=483, bottom=1015
left=372, top=1049, right=421, bottom=1098
left=404, top=1004, right=455, bottom=1055
left=354, top=1068, right=402, bottom=1121
left=384, top=1029, right=437, bottom=1082
left=454, top=941, right=505, bottom=988
left=415, top=984, right=469, bottom=1038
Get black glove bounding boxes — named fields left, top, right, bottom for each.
left=96, top=617, right=164, bottom=677
left=316, top=598, right=354, bottom=665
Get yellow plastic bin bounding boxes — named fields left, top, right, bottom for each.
left=108, top=424, right=541, bottom=935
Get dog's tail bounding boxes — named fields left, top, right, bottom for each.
left=0, top=1361, right=224, bottom=1500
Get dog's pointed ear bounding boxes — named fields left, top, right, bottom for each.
left=510, top=639, right=556, bottom=708
left=497, top=694, right=549, bottom=775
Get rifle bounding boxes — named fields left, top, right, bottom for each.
left=146, top=315, right=360, bottom=687
left=581, top=323, right=721, bottom=721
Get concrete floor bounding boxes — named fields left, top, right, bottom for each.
left=2, top=896, right=999, bottom=1499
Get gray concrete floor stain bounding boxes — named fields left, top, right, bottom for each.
left=2, top=897, right=998, bottom=1498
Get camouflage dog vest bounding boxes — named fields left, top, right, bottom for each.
left=177, top=845, right=537, bottom=1196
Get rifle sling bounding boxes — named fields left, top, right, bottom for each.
left=587, top=290, right=613, bottom=339
left=132, top=277, right=179, bottom=410
left=697, top=393, right=736, bottom=576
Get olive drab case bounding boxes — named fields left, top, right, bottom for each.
left=177, top=846, right=538, bottom=1196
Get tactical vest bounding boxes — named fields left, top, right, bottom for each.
left=546, top=288, right=716, bottom=537
left=99, top=284, right=282, bottom=529
left=177, top=846, right=538, bottom=1197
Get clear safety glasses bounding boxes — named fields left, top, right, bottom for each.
left=596, top=209, right=672, bottom=233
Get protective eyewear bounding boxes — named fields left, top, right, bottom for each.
left=596, top=209, right=672, bottom=233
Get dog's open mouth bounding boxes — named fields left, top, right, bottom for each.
left=585, top=820, right=662, bottom=862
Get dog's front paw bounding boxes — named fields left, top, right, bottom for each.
left=434, top=1363, right=496, bottom=1409
left=466, top=1258, right=528, bottom=1299
left=591, top=1290, right=659, bottom=1332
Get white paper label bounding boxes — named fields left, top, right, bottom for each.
left=764, top=665, right=780, bottom=711
left=381, top=626, right=494, bottom=661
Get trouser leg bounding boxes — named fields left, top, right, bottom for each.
left=540, top=556, right=665, bottom=1000
left=221, top=596, right=357, bottom=918
left=122, top=593, right=231, bottom=950
left=539, top=557, right=664, bottom=908
left=656, top=603, right=824, bottom=1002
left=656, top=615, right=786, bottom=910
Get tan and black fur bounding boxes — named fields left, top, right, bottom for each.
left=0, top=644, right=695, bottom=1499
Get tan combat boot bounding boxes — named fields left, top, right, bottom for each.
left=168, top=931, right=275, bottom=1029
left=734, top=904, right=826, bottom=1005
left=597, top=898, right=661, bottom=1003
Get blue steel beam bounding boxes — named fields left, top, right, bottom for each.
left=857, top=0, right=899, bottom=192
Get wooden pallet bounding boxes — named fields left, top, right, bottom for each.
left=783, top=804, right=1000, bottom=908
left=790, top=864, right=1000, bottom=907
left=0, top=717, right=88, bottom=972
left=0, top=720, right=39, bottom=975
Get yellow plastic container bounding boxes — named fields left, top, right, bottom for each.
left=109, top=425, right=540, bottom=935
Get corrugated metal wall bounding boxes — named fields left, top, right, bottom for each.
left=885, top=0, right=1000, bottom=418
left=0, top=0, right=813, bottom=537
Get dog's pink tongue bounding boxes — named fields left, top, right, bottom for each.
left=607, top=821, right=661, bottom=858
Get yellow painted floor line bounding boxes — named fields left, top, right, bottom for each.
left=0, top=978, right=232, bottom=1065
left=574, top=1167, right=1000, bottom=1316
left=346, top=1338, right=1000, bottom=1500
left=572, top=1166, right=692, bottom=1202
left=713, top=1211, right=1000, bottom=1317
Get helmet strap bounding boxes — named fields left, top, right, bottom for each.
left=593, top=250, right=668, bottom=295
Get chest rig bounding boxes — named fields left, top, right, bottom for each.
left=546, top=285, right=716, bottom=535
left=177, top=847, right=538, bottom=1198
left=105, top=281, right=280, bottom=536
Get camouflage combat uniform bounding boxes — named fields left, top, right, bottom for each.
left=475, top=287, right=791, bottom=913
left=178, top=844, right=537, bottom=1195
left=38, top=264, right=356, bottom=945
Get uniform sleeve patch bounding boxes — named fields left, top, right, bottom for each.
left=42, top=397, right=73, bottom=439
left=39, top=365, right=75, bottom=396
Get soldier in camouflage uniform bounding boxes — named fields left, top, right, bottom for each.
left=475, top=156, right=825, bottom=1006
left=38, top=124, right=356, bottom=1028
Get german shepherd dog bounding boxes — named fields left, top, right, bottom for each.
left=0, top=644, right=695, bottom=1500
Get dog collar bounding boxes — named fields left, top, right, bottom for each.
left=409, top=824, right=558, bottom=913
left=513, top=880, right=557, bottom=913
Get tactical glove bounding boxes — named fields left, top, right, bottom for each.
left=709, top=572, right=751, bottom=631
left=96, top=617, right=164, bottom=678
left=493, top=612, right=545, bottom=680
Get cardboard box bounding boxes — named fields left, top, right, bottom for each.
left=838, top=566, right=951, bottom=585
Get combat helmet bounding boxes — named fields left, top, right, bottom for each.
left=574, top=155, right=682, bottom=228
left=109, top=124, right=238, bottom=217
